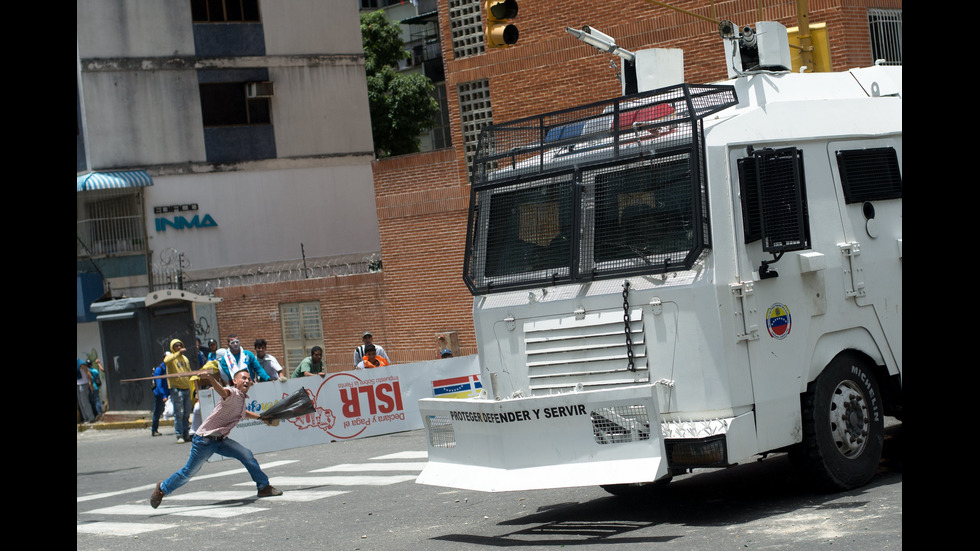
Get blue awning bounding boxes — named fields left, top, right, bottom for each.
left=76, top=170, right=153, bottom=192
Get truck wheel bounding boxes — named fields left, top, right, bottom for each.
left=792, top=354, right=884, bottom=491
left=601, top=476, right=672, bottom=497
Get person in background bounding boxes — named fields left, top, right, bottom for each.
left=151, top=358, right=169, bottom=437
left=196, top=337, right=208, bottom=369
left=440, top=348, right=454, bottom=359
left=77, top=359, right=96, bottom=423
left=354, top=331, right=389, bottom=368
left=165, top=338, right=194, bottom=444
left=254, top=338, right=285, bottom=380
left=292, top=346, right=326, bottom=378
left=206, top=339, right=219, bottom=361
left=218, top=334, right=272, bottom=384
left=87, top=359, right=107, bottom=418
left=356, top=344, right=390, bottom=369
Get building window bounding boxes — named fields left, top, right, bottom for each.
left=836, top=147, right=902, bottom=203
left=868, top=9, right=902, bottom=65
left=458, top=79, right=493, bottom=167
left=448, top=0, right=485, bottom=59
left=279, top=302, right=324, bottom=377
left=431, top=83, right=453, bottom=149
left=77, top=190, right=147, bottom=257
left=199, top=82, right=271, bottom=127
left=191, top=0, right=261, bottom=23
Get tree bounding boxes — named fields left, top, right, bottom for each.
left=361, top=10, right=440, bottom=158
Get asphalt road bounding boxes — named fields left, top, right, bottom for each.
left=77, top=421, right=902, bottom=550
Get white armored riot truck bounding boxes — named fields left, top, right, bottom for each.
left=417, top=21, right=902, bottom=494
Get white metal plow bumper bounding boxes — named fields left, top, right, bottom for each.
left=416, top=384, right=668, bottom=492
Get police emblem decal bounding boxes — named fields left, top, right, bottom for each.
left=766, top=303, right=792, bottom=339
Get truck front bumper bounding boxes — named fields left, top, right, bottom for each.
left=417, top=384, right=668, bottom=492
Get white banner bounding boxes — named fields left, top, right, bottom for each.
left=199, top=355, right=480, bottom=458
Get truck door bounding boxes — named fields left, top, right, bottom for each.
left=729, top=145, right=822, bottom=452
left=828, top=139, right=903, bottom=373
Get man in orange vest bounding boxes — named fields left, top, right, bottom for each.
left=355, top=344, right=389, bottom=369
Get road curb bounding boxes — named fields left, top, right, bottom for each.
left=77, top=419, right=175, bottom=433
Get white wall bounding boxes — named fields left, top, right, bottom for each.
left=76, top=0, right=195, bottom=58
left=146, top=163, right=381, bottom=271
left=263, top=0, right=365, bottom=55
left=80, top=70, right=207, bottom=168
left=272, top=64, right=374, bottom=157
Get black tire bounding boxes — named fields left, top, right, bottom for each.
left=791, top=354, right=884, bottom=491
left=601, top=476, right=672, bottom=497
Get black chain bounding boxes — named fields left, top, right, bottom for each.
left=623, top=281, right=635, bottom=372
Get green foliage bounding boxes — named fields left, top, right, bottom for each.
left=361, top=10, right=439, bottom=158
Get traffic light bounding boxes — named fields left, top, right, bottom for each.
left=485, top=0, right=518, bottom=48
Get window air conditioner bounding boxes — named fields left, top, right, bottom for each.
left=245, top=81, right=275, bottom=98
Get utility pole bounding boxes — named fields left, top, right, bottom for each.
left=795, top=0, right=814, bottom=71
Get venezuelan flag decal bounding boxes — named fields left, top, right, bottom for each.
left=432, top=374, right=483, bottom=399
left=766, top=303, right=792, bottom=339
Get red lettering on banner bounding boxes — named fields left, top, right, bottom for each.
left=340, top=381, right=406, bottom=418
left=340, top=388, right=360, bottom=417
left=377, top=383, right=395, bottom=413
left=358, top=386, right=377, bottom=415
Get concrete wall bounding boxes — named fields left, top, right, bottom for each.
left=146, top=163, right=380, bottom=271
left=271, top=64, right=374, bottom=157
left=264, top=0, right=365, bottom=55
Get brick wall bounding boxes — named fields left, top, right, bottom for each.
left=215, top=273, right=386, bottom=373
left=440, top=0, right=902, bottom=140
left=372, top=148, right=478, bottom=363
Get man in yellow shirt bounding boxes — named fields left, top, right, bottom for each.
left=165, top=338, right=193, bottom=443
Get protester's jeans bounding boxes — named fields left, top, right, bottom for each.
left=152, top=395, right=166, bottom=433
left=77, top=384, right=95, bottom=423
left=171, top=388, right=192, bottom=440
left=159, top=434, right=271, bottom=495
left=90, top=390, right=102, bottom=416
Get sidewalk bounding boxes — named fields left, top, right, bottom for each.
left=76, top=410, right=175, bottom=433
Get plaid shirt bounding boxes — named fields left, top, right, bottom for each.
left=196, top=386, right=248, bottom=437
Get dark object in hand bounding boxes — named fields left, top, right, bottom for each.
left=259, top=388, right=316, bottom=420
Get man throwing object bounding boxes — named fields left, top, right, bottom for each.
left=151, top=368, right=283, bottom=508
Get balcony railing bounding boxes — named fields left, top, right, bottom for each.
left=77, top=215, right=146, bottom=257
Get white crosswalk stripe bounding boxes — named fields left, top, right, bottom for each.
left=85, top=503, right=269, bottom=518
left=77, top=521, right=173, bottom=536
left=312, top=462, right=427, bottom=472
left=372, top=451, right=428, bottom=460
left=76, top=460, right=299, bottom=503
left=245, top=474, right=418, bottom=487
left=79, top=450, right=427, bottom=537
left=167, top=489, right=349, bottom=502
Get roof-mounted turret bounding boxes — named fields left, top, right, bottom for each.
left=719, top=20, right=792, bottom=77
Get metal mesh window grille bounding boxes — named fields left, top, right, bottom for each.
left=755, top=148, right=810, bottom=254
left=869, top=9, right=902, bottom=65
left=591, top=405, right=651, bottom=445
left=279, top=301, right=323, bottom=376
left=448, top=0, right=485, bottom=59
left=836, top=147, right=902, bottom=203
left=737, top=157, right=763, bottom=243
left=584, top=155, right=699, bottom=278
left=464, top=84, right=737, bottom=294
left=458, top=79, right=493, bottom=168
left=77, top=189, right=146, bottom=257
left=426, top=414, right=456, bottom=448
left=431, top=83, right=453, bottom=149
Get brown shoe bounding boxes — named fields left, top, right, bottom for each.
left=257, top=485, right=283, bottom=497
left=150, top=481, right=164, bottom=509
